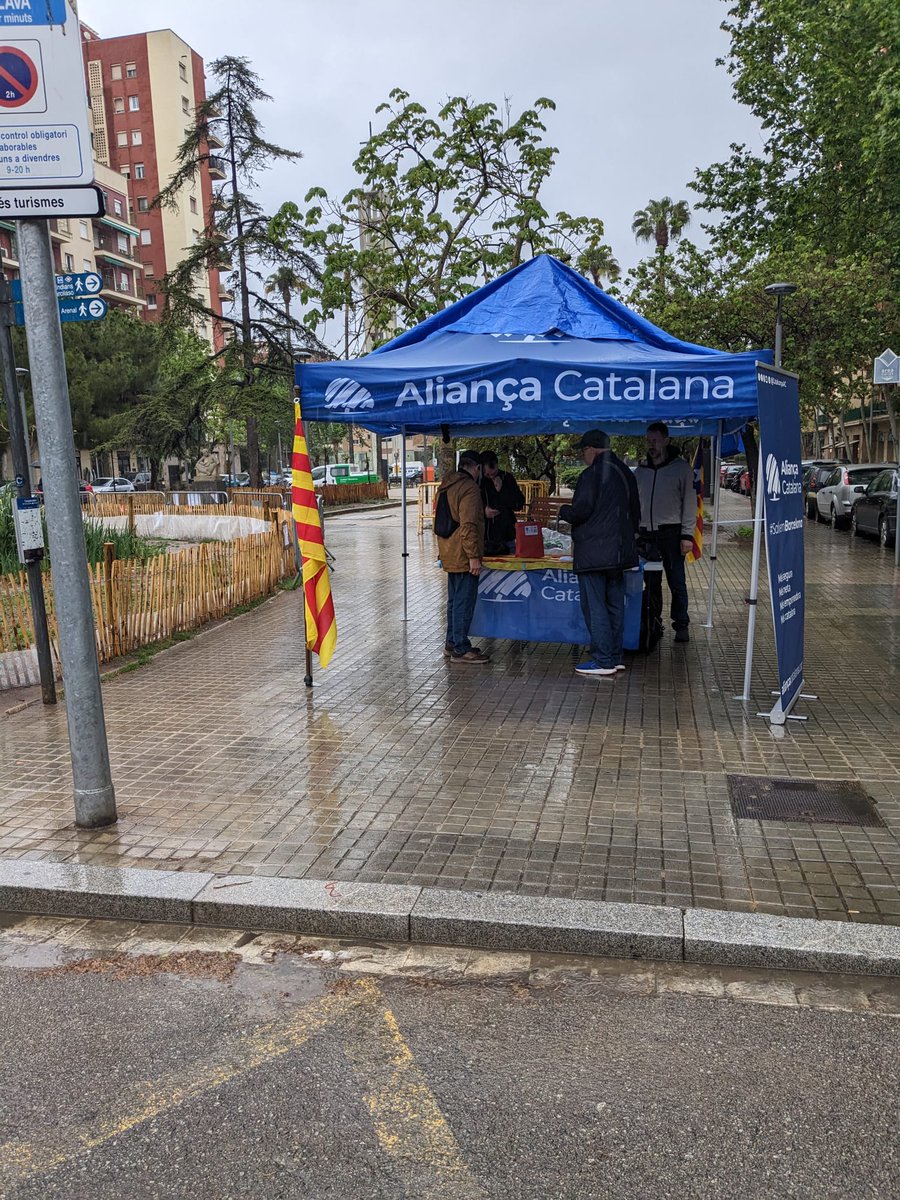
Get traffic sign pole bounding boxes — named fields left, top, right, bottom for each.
left=0, top=275, right=56, bottom=705
left=16, top=218, right=116, bottom=827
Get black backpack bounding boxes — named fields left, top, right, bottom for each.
left=434, top=489, right=460, bottom=538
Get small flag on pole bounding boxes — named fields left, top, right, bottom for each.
left=292, top=401, right=337, bottom=668
left=686, top=442, right=704, bottom=563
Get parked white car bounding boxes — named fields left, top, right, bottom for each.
left=815, top=463, right=894, bottom=528
left=91, top=477, right=135, bottom=494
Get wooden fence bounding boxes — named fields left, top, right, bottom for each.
left=320, top=481, right=389, bottom=506
left=0, top=524, right=291, bottom=668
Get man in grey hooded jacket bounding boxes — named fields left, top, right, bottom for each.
left=635, top=422, right=695, bottom=642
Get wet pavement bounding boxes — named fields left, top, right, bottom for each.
left=0, top=493, right=898, bottom=924
left=1, top=915, right=898, bottom=1199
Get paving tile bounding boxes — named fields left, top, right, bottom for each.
left=0, top=494, right=897, bottom=924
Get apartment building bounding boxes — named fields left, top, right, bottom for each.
left=81, top=25, right=225, bottom=338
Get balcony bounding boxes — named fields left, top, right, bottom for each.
left=49, top=219, right=71, bottom=242
left=206, top=129, right=224, bottom=150
left=101, top=284, right=144, bottom=308
left=207, top=155, right=227, bottom=180
left=218, top=283, right=235, bottom=302
left=93, top=233, right=137, bottom=264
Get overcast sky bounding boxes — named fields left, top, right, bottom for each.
left=80, top=0, right=762, bottom=277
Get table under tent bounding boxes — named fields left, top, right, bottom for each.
left=296, top=254, right=773, bottom=652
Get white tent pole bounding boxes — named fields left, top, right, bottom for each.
left=702, top=421, right=724, bottom=628
left=737, top=457, right=765, bottom=701
left=400, top=427, right=409, bottom=621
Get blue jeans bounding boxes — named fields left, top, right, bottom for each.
left=446, top=571, right=479, bottom=654
left=578, top=571, right=625, bottom=668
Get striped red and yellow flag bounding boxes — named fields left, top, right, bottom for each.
left=292, top=401, right=336, bottom=668
left=686, top=442, right=704, bottom=563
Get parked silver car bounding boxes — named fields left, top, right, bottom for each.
left=815, top=463, right=894, bottom=528
left=91, top=476, right=135, bottom=494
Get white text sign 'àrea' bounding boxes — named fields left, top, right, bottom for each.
left=0, top=0, right=93, bottom=190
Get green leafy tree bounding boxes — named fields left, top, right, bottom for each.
left=269, top=89, right=614, bottom=347
left=625, top=238, right=898, bottom=457
left=691, top=0, right=899, bottom=279
left=155, top=55, right=305, bottom=485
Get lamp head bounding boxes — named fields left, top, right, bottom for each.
left=764, top=282, right=798, bottom=297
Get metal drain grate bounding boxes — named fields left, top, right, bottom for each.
left=727, top=775, right=885, bottom=827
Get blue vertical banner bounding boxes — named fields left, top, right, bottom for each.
left=756, top=363, right=806, bottom=722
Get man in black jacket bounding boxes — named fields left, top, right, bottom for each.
left=480, top=451, right=526, bottom=554
left=558, top=430, right=641, bottom=677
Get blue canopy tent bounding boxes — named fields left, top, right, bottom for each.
left=297, top=255, right=770, bottom=437
left=296, top=254, right=772, bottom=637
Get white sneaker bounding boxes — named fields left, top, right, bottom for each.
left=615, top=664, right=626, bottom=672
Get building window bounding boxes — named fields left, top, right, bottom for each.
left=79, top=220, right=89, bottom=239
left=131, top=130, right=142, bottom=145
left=144, top=266, right=154, bottom=278
left=137, top=197, right=149, bottom=212
left=120, top=272, right=130, bottom=291
left=111, top=64, right=122, bottom=81
left=140, top=229, right=151, bottom=245
left=192, top=228, right=202, bottom=243
left=64, top=253, right=75, bottom=271
left=134, top=163, right=145, bottom=180
left=125, top=63, right=137, bottom=78
left=116, top=234, right=129, bottom=253
left=120, top=166, right=130, bottom=178
left=146, top=293, right=157, bottom=309
left=189, top=196, right=197, bottom=214
left=83, top=258, right=92, bottom=273
left=116, top=131, right=127, bottom=147
left=113, top=97, right=124, bottom=113
left=113, top=199, right=123, bottom=216
left=128, top=95, right=139, bottom=111
left=181, top=95, right=190, bottom=114
left=179, top=61, right=187, bottom=82
left=57, top=219, right=70, bottom=235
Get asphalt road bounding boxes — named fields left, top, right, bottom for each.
left=0, top=918, right=897, bottom=1200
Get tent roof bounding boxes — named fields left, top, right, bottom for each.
left=298, top=255, right=771, bottom=436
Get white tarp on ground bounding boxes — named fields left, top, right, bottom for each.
left=84, top=513, right=271, bottom=541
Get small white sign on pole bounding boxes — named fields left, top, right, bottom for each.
left=873, top=349, right=900, bottom=386
left=0, top=0, right=94, bottom=190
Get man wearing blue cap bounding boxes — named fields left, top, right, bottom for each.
left=559, top=429, right=641, bottom=677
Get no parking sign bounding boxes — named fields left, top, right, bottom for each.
left=0, top=0, right=93, bottom=190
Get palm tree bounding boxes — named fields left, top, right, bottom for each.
left=264, top=266, right=306, bottom=355
left=631, top=197, right=691, bottom=252
left=577, top=243, right=621, bottom=287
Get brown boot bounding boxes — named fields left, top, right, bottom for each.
left=450, top=649, right=490, bottom=664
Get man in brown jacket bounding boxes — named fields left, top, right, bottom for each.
left=437, top=449, right=490, bottom=664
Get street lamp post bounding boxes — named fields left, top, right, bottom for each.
left=764, top=281, right=797, bottom=369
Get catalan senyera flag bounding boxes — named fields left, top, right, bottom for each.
left=292, top=401, right=337, bottom=668
left=686, top=442, right=704, bottom=563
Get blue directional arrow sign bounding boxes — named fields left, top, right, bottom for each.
left=13, top=296, right=108, bottom=325
left=11, top=272, right=103, bottom=301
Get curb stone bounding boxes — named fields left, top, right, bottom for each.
left=0, top=861, right=898, bottom=978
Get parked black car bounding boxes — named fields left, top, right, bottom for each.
left=850, top=468, right=898, bottom=547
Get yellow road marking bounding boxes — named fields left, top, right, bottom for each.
left=0, top=982, right=365, bottom=1188
left=0, top=977, right=482, bottom=1198
left=345, top=983, right=485, bottom=1199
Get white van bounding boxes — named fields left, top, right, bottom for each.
left=311, top=464, right=352, bottom=488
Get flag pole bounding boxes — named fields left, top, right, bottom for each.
left=702, top=421, right=724, bottom=628
left=294, top=383, right=314, bottom=688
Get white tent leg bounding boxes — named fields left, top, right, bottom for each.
left=701, top=421, right=724, bottom=628
left=401, top=428, right=409, bottom=621
left=736, top=467, right=765, bottom=701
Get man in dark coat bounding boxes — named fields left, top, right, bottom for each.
left=558, top=429, right=641, bottom=677
left=480, top=450, right=526, bottom=554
